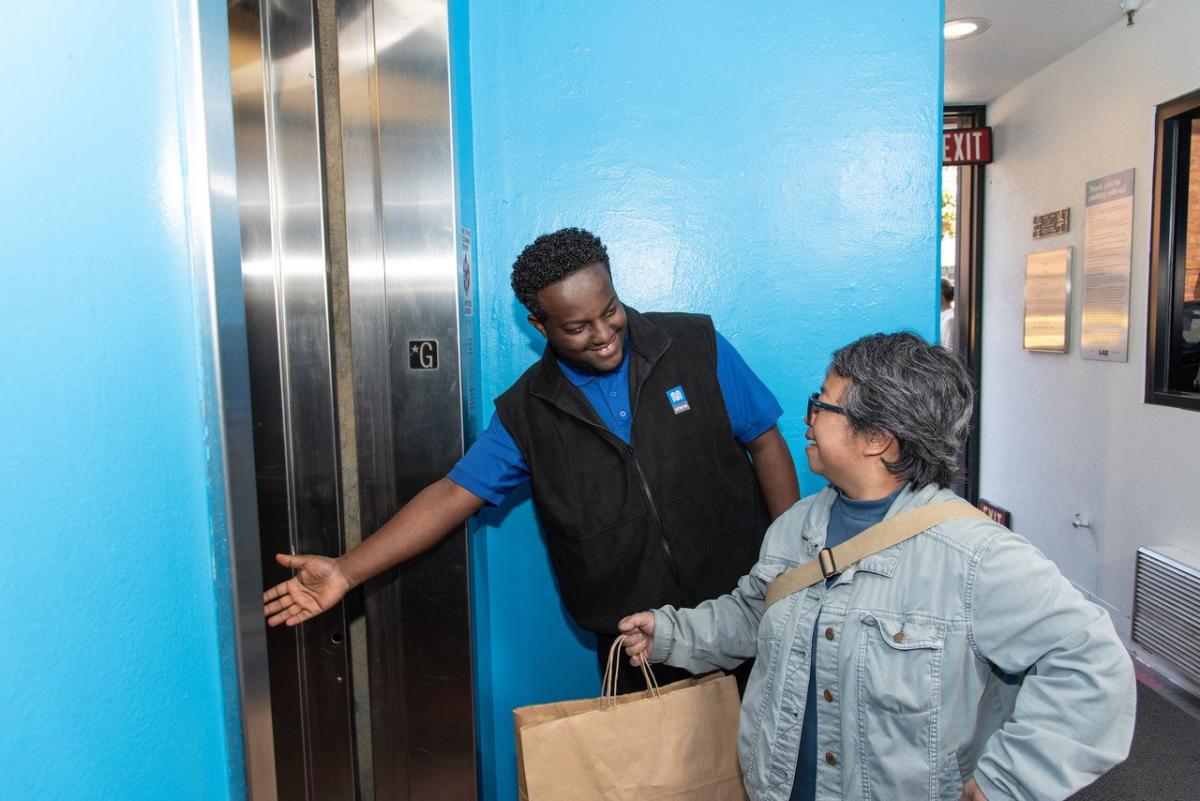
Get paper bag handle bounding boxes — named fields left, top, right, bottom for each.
left=603, top=635, right=660, bottom=704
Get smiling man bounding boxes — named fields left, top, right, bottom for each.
left=264, top=227, right=800, bottom=690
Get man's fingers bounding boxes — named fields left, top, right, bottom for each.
left=275, top=552, right=304, bottom=569
left=263, top=596, right=290, bottom=616
left=266, top=603, right=310, bottom=628
left=286, top=609, right=314, bottom=627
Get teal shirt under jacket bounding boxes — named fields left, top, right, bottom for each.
left=651, top=484, right=1136, bottom=801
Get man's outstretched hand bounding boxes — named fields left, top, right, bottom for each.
left=263, top=553, right=351, bottom=627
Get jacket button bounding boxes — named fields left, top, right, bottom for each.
left=893, top=632, right=906, bottom=644
left=824, top=627, right=835, bottom=641
left=823, top=688, right=834, bottom=702
left=825, top=752, right=838, bottom=766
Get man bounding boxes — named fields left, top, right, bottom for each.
left=941, top=277, right=956, bottom=350
left=619, top=332, right=1135, bottom=801
left=264, top=227, right=800, bottom=690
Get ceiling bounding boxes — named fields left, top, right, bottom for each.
left=944, top=0, right=1140, bottom=105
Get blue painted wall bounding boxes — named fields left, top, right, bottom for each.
left=460, top=2, right=943, bottom=798
left=0, top=5, right=236, bottom=800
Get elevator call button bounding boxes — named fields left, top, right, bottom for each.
left=409, top=340, right=438, bottom=370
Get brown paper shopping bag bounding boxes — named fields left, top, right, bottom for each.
left=513, top=637, right=748, bottom=801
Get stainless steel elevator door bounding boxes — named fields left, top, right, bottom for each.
left=229, top=1, right=476, bottom=799
left=338, top=0, right=476, bottom=798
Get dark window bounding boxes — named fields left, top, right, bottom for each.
left=1147, top=89, right=1200, bottom=410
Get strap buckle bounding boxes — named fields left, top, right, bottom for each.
left=817, top=547, right=839, bottom=579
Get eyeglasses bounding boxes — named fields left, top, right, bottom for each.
left=806, top=392, right=846, bottom=425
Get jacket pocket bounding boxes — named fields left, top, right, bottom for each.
left=856, top=614, right=943, bottom=801
left=858, top=615, right=943, bottom=713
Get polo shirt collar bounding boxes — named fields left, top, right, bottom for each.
left=556, top=336, right=631, bottom=387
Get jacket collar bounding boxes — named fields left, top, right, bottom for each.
left=804, top=482, right=945, bottom=581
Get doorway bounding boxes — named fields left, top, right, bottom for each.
left=943, top=105, right=986, bottom=501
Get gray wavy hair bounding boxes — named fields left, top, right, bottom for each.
left=830, top=332, right=974, bottom=488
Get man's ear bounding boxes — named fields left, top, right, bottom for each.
left=528, top=313, right=549, bottom=340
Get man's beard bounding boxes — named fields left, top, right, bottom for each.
left=550, top=342, right=623, bottom=376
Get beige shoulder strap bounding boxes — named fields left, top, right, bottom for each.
left=764, top=500, right=989, bottom=609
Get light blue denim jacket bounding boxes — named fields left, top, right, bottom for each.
left=651, top=484, right=1135, bottom=801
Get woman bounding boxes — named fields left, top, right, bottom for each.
left=619, top=332, right=1134, bottom=801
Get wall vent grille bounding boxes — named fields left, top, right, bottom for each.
left=1132, top=546, right=1200, bottom=686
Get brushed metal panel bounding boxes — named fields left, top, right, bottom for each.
left=337, top=1, right=477, bottom=798
left=181, top=0, right=278, bottom=797
left=231, top=1, right=357, bottom=798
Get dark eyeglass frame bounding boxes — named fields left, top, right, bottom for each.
left=806, top=392, right=847, bottom=424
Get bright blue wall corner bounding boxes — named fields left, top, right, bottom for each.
left=936, top=0, right=948, bottom=339
left=448, top=0, right=497, bottom=793
left=461, top=3, right=942, bottom=799
left=0, top=5, right=236, bottom=801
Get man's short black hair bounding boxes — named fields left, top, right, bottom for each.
left=512, top=227, right=610, bottom=320
left=941, top=278, right=955, bottom=303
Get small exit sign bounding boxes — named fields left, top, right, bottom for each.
left=943, top=127, right=993, bottom=165
left=977, top=498, right=1011, bottom=528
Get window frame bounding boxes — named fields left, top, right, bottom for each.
left=1146, top=87, right=1200, bottom=412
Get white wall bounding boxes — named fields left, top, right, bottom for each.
left=980, top=0, right=1200, bottom=644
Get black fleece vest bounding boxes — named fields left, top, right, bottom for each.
left=495, top=308, right=771, bottom=635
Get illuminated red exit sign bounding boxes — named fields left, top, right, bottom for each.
left=943, top=127, right=992, bottom=165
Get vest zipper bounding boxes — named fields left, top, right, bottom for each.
left=624, top=360, right=688, bottom=603
left=548, top=348, right=689, bottom=603
left=626, top=443, right=687, bottom=603
left=563, top=408, right=689, bottom=601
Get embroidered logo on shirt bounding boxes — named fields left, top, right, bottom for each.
left=666, top=385, right=691, bottom=414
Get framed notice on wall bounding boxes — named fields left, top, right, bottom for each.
left=1081, top=169, right=1134, bottom=361
left=1024, top=247, right=1071, bottom=353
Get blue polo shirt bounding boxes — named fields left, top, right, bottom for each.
left=448, top=331, right=782, bottom=505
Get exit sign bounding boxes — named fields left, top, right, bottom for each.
left=977, top=498, right=1011, bottom=528
left=944, top=127, right=993, bottom=165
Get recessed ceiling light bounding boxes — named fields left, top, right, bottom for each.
left=944, top=18, right=991, bottom=40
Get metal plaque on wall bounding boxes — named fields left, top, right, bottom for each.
left=1024, top=247, right=1072, bottom=353
left=1033, top=208, right=1069, bottom=238
left=1081, top=169, right=1135, bottom=362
